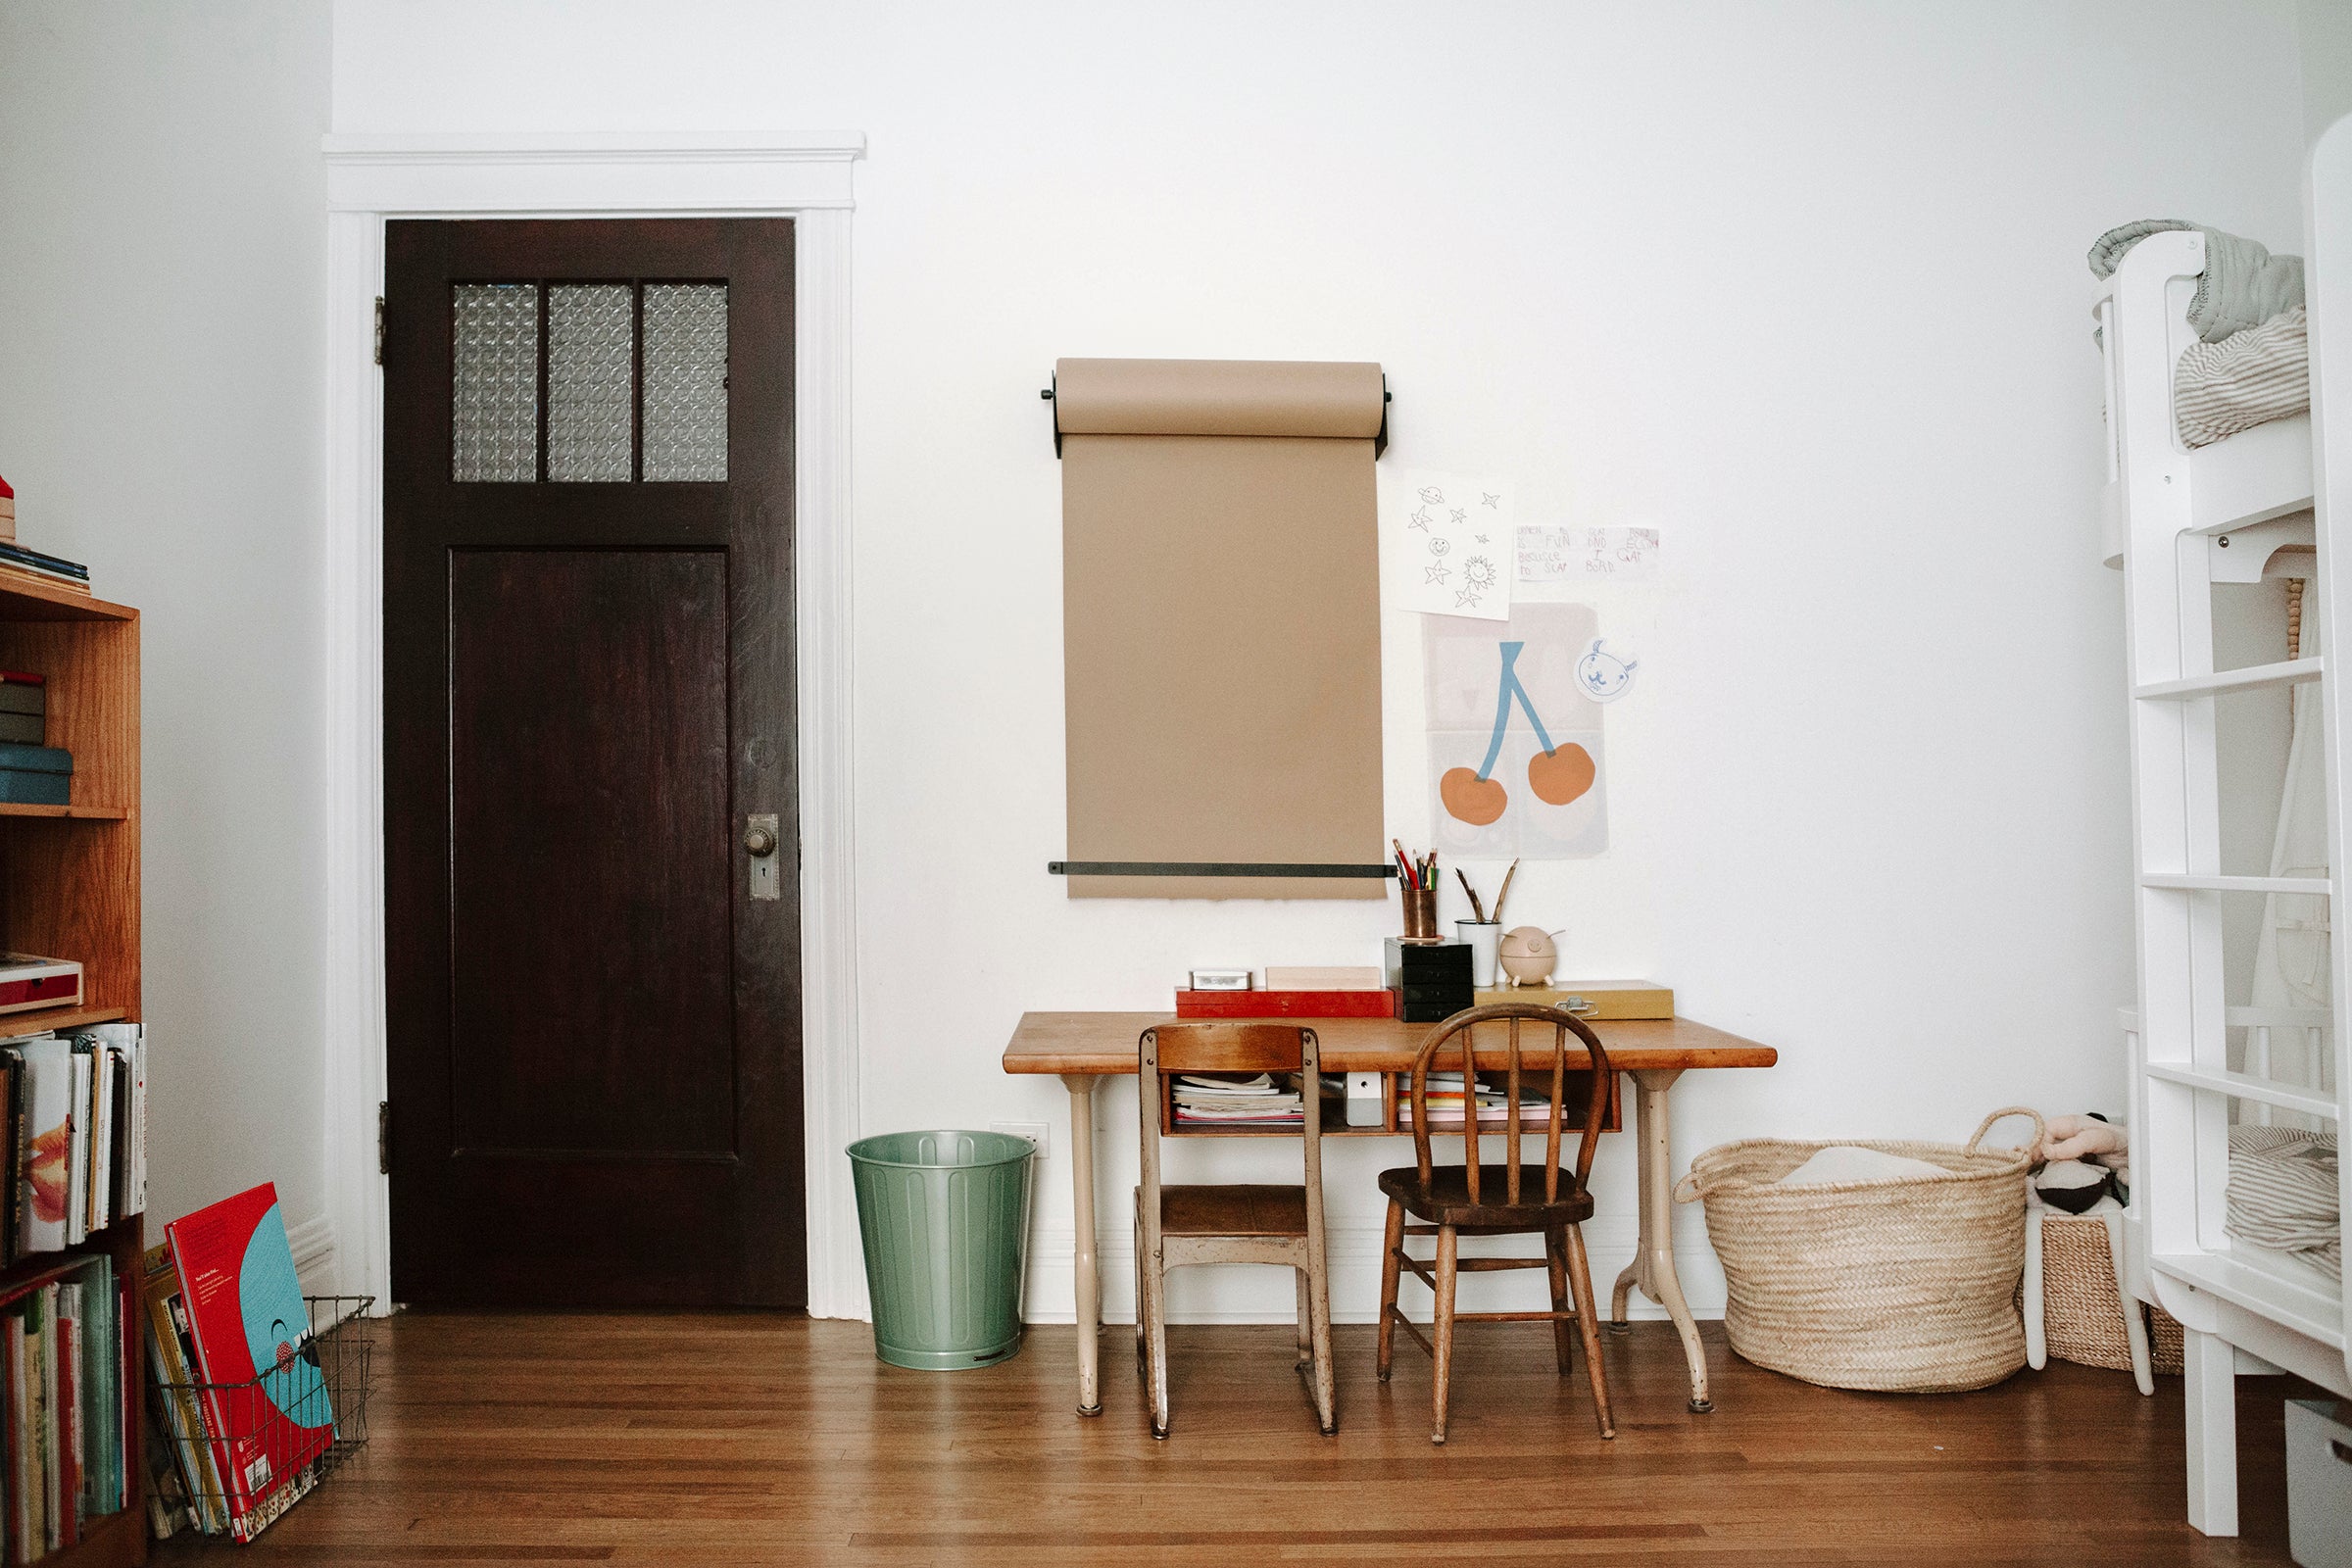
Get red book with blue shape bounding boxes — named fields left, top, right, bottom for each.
left=165, top=1183, right=333, bottom=1539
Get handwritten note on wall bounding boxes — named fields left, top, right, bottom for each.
left=1381, top=469, right=1514, bottom=621
left=1517, top=526, right=1661, bottom=584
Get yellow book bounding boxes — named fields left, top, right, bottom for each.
left=1474, top=980, right=1673, bottom=1019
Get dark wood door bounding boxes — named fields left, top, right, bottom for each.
left=382, top=219, right=803, bottom=1307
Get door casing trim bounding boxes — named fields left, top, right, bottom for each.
left=322, top=133, right=867, bottom=1317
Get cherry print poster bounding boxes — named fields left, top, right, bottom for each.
left=1380, top=469, right=1512, bottom=621
left=1425, top=603, right=1608, bottom=858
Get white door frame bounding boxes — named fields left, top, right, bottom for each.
left=320, top=132, right=868, bottom=1317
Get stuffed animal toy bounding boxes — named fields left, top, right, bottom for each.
left=2035, top=1113, right=2131, bottom=1208
left=2039, top=1113, right=2127, bottom=1164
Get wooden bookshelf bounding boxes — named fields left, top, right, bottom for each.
left=0, top=588, right=142, bottom=1568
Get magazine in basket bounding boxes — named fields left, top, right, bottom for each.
left=163, top=1184, right=334, bottom=1540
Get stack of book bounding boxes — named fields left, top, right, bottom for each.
left=0, top=1025, right=147, bottom=1262
left=145, top=1184, right=338, bottom=1544
left=0, top=1249, right=129, bottom=1560
left=0, top=676, right=43, bottom=752
left=0, top=545, right=86, bottom=601
left=0, top=476, right=12, bottom=543
left=1170, top=1073, right=1304, bottom=1127
left=1399, top=1070, right=1555, bottom=1127
left=1174, top=966, right=1394, bottom=1019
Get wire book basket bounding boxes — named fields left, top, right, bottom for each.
left=151, top=1295, right=374, bottom=1543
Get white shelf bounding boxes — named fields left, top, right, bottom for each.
left=2141, top=873, right=2332, bottom=895
left=2135, top=658, right=2324, bottom=701
left=2185, top=413, right=2315, bottom=535
left=2144, top=1063, right=2339, bottom=1120
left=2155, top=1249, right=2344, bottom=1351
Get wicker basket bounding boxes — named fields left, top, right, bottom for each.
left=2039, top=1210, right=2184, bottom=1375
left=1673, top=1107, right=2043, bottom=1394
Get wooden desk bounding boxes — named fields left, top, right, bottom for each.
left=1003, top=1010, right=1777, bottom=1418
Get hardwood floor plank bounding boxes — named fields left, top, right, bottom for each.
left=156, top=1313, right=2302, bottom=1565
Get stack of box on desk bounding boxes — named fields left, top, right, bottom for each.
left=0, top=674, right=67, bottom=806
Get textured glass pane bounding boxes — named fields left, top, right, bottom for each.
left=642, top=284, right=727, bottom=481
left=547, top=284, right=634, bottom=481
left=452, top=284, right=540, bottom=482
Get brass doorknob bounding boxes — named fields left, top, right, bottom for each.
left=744, top=823, right=779, bottom=857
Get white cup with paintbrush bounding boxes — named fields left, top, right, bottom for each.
left=1452, top=859, right=1519, bottom=989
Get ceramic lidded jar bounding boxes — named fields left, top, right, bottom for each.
left=1497, top=926, right=1556, bottom=986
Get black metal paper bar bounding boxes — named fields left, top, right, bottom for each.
left=1048, top=860, right=1396, bottom=879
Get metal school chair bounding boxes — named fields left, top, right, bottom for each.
left=1134, top=1022, right=1336, bottom=1440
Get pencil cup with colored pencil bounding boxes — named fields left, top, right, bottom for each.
left=1400, top=881, right=1439, bottom=943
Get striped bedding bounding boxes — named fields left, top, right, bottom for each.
left=2226, top=1123, right=2339, bottom=1282
left=2176, top=306, right=2308, bottom=449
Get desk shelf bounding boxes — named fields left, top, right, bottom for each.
left=1158, top=1070, right=1620, bottom=1137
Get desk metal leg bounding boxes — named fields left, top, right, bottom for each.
left=1059, top=1073, right=1103, bottom=1416
left=1606, top=1068, right=1712, bottom=1412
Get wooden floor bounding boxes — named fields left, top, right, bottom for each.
left=158, top=1312, right=2308, bottom=1565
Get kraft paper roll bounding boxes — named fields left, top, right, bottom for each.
left=1054, top=358, right=1385, bottom=440
left=1058, top=358, right=1386, bottom=901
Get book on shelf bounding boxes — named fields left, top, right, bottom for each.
left=0, top=547, right=85, bottom=587
left=4, top=1025, right=146, bottom=1265
left=1397, top=1070, right=1558, bottom=1127
left=0, top=752, right=70, bottom=811
left=164, top=1184, right=332, bottom=1543
left=0, top=677, right=42, bottom=722
left=0, top=1250, right=128, bottom=1562
left=1170, top=1072, right=1304, bottom=1126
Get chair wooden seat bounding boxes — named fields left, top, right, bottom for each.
left=1377, top=1004, right=1618, bottom=1444
left=1377, top=1165, right=1596, bottom=1230
left=1158, top=1183, right=1310, bottom=1237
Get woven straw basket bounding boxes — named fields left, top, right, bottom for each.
left=2039, top=1211, right=2184, bottom=1375
left=1673, top=1107, right=2043, bottom=1394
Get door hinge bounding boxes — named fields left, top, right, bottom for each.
left=377, top=1101, right=391, bottom=1174
left=373, top=297, right=385, bottom=367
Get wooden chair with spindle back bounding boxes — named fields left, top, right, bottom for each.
left=1134, top=1021, right=1336, bottom=1440
left=1375, top=1003, right=1616, bottom=1444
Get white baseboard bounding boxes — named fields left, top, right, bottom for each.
left=285, top=1214, right=339, bottom=1299
left=1008, top=1218, right=1726, bottom=1327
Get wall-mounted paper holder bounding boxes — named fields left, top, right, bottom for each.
left=1043, top=375, right=1391, bottom=458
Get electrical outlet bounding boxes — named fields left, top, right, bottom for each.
left=991, top=1120, right=1049, bottom=1159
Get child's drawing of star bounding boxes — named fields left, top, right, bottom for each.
left=1424, top=563, right=1450, bottom=585
left=1408, top=506, right=1434, bottom=530
left=1449, top=508, right=1468, bottom=526
left=1454, top=588, right=1483, bottom=609
left=1474, top=533, right=1489, bottom=544
left=1481, top=492, right=1501, bottom=508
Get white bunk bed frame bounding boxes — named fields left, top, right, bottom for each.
left=2103, top=119, right=2352, bottom=1538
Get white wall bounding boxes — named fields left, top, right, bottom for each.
left=0, top=0, right=2298, bottom=1321
left=325, top=0, right=2316, bottom=1320
left=0, top=2, right=335, bottom=1268
left=2303, top=0, right=2352, bottom=147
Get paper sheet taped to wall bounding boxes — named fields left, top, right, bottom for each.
left=1057, top=358, right=1387, bottom=899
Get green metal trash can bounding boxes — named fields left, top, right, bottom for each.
left=848, top=1129, right=1033, bottom=1370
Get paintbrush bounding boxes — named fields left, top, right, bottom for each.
left=1454, top=868, right=1486, bottom=923
left=1493, top=858, right=1520, bottom=924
